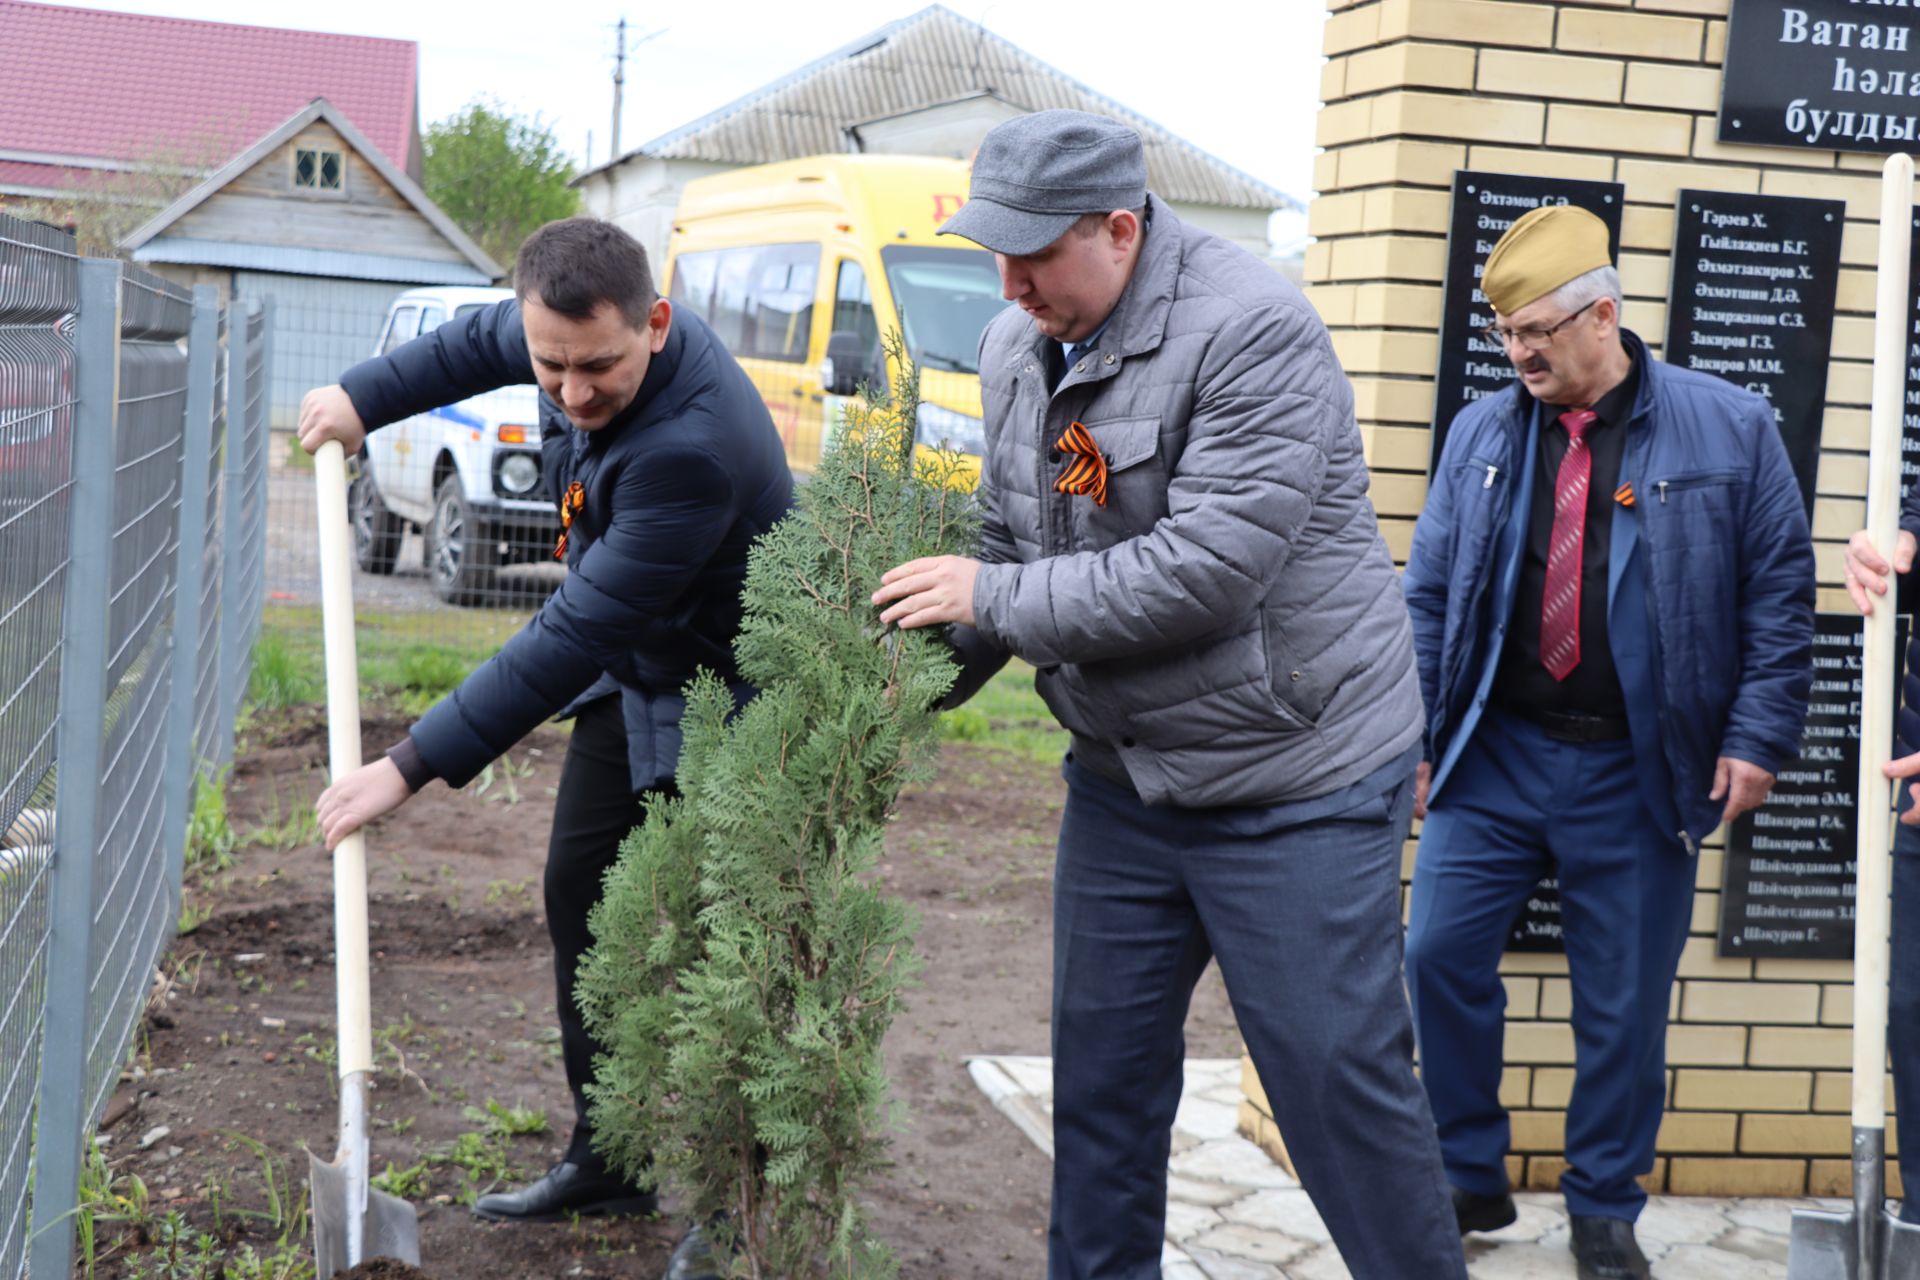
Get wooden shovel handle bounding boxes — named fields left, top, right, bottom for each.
left=314, top=442, right=374, bottom=1080
left=1855, top=152, right=1913, bottom=1131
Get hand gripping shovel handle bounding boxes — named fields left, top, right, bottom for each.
left=309, top=441, right=412, bottom=1277
left=1791, top=152, right=1920, bottom=1280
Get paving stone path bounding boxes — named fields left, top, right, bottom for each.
left=970, top=1055, right=1825, bottom=1279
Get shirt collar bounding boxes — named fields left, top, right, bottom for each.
left=1059, top=315, right=1113, bottom=363
left=1552, top=355, right=1638, bottom=430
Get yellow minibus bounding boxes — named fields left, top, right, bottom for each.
left=661, top=155, right=1009, bottom=481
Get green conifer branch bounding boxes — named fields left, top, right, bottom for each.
left=575, top=338, right=978, bottom=1277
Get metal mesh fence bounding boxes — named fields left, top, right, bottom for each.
left=192, top=310, right=227, bottom=768
left=260, top=293, right=560, bottom=666
left=0, top=216, right=76, bottom=1280
left=8, top=243, right=268, bottom=1280
left=226, top=303, right=269, bottom=725
left=84, top=267, right=189, bottom=1123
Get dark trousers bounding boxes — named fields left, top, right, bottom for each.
left=1406, top=709, right=1694, bottom=1220
left=546, top=695, right=654, bottom=1173
left=1049, top=753, right=1464, bottom=1280
left=1892, top=846, right=1920, bottom=1219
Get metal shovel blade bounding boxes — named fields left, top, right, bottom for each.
left=310, top=1153, right=420, bottom=1278
left=310, top=1072, right=419, bottom=1276
left=1789, top=1206, right=1920, bottom=1279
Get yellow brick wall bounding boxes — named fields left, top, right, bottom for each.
left=1240, top=0, right=1901, bottom=1199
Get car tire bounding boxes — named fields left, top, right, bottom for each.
left=349, top=470, right=404, bottom=576
left=425, top=474, right=496, bottom=605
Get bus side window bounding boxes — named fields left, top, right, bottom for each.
left=668, top=250, right=722, bottom=325
left=744, top=244, right=818, bottom=362
left=833, top=261, right=878, bottom=351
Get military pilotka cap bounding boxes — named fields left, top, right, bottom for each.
left=938, top=109, right=1148, bottom=256
left=1481, top=204, right=1613, bottom=315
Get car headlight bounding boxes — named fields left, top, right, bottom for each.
left=915, top=404, right=986, bottom=457
left=499, top=453, right=540, bottom=495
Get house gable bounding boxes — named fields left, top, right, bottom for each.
left=122, top=99, right=499, bottom=285
left=169, top=119, right=463, bottom=265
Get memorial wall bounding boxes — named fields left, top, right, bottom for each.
left=1239, top=0, right=1919, bottom=1198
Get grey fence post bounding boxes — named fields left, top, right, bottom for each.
left=249, top=295, right=273, bottom=657
left=159, top=286, right=220, bottom=917
left=28, top=257, right=123, bottom=1280
left=212, top=299, right=253, bottom=773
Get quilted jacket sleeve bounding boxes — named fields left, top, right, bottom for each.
left=938, top=449, right=1015, bottom=709
left=970, top=300, right=1335, bottom=666
left=338, top=300, right=534, bottom=429
left=408, top=443, right=739, bottom=787
left=1717, top=401, right=1817, bottom=775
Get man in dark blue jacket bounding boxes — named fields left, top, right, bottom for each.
left=1402, top=205, right=1814, bottom=1280
left=300, top=218, right=792, bottom=1229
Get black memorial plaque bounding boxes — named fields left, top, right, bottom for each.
left=1718, top=612, right=1907, bottom=959
left=1430, top=170, right=1623, bottom=475
left=1664, top=190, right=1843, bottom=516
left=1721, top=0, right=1920, bottom=156
left=1506, top=876, right=1565, bottom=953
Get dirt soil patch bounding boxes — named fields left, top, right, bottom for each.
left=95, top=711, right=1239, bottom=1278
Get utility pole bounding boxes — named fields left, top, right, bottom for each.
left=611, top=16, right=626, bottom=162
left=609, top=18, right=665, bottom=166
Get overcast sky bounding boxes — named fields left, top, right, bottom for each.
left=76, top=0, right=1324, bottom=246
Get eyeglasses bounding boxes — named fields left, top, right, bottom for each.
left=1482, top=298, right=1599, bottom=351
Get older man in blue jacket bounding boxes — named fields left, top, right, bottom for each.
left=298, top=218, right=792, bottom=1233
left=1402, top=205, right=1814, bottom=1280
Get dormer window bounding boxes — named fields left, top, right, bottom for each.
left=293, top=147, right=344, bottom=192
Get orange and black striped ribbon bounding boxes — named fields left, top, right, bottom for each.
left=1053, top=420, right=1108, bottom=508
left=553, top=480, right=586, bottom=560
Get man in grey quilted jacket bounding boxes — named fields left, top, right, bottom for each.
left=872, top=110, right=1465, bottom=1280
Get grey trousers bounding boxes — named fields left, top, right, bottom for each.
left=1048, top=750, right=1466, bottom=1280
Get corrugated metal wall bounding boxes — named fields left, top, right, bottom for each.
left=232, top=272, right=405, bottom=430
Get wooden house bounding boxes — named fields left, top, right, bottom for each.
left=121, top=99, right=500, bottom=429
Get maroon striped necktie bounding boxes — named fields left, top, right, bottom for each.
left=1541, top=409, right=1597, bottom=682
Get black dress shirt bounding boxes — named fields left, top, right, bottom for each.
left=1494, top=358, right=1639, bottom=717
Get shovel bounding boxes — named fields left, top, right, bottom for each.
left=1789, top=152, right=1920, bottom=1280
left=308, top=440, right=421, bottom=1276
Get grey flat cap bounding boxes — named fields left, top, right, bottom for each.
left=939, top=109, right=1147, bottom=256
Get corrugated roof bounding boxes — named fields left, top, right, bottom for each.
left=0, top=0, right=417, bottom=174
left=131, top=236, right=492, bottom=285
left=583, top=4, right=1295, bottom=213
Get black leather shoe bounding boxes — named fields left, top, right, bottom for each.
left=1569, top=1215, right=1651, bottom=1280
left=1452, top=1185, right=1518, bottom=1235
left=470, top=1161, right=657, bottom=1223
left=663, top=1218, right=725, bottom=1280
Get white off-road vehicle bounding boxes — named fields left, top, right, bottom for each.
left=351, top=286, right=557, bottom=603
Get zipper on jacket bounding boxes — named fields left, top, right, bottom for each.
left=1658, top=472, right=1740, bottom=503
left=1483, top=464, right=1499, bottom=490
left=1679, top=830, right=1696, bottom=857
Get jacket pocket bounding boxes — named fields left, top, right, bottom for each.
left=1065, top=414, right=1165, bottom=546
left=1652, top=471, right=1740, bottom=504
left=1439, top=453, right=1510, bottom=702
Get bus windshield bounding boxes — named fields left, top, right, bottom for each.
left=880, top=246, right=1009, bottom=375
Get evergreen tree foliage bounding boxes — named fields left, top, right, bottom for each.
left=577, top=349, right=978, bottom=1277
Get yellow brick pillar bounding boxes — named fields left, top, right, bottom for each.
left=1238, top=0, right=1896, bottom=1199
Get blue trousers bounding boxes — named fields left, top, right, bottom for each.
left=1049, top=753, right=1465, bottom=1280
left=1407, top=710, right=1695, bottom=1219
